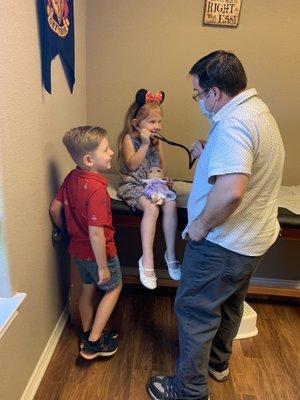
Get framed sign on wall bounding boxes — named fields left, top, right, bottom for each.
left=203, top=0, right=242, bottom=27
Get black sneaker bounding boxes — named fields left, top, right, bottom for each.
left=79, top=329, right=91, bottom=350
left=103, top=329, right=118, bottom=340
left=147, top=375, right=211, bottom=400
left=79, top=329, right=118, bottom=349
left=80, top=336, right=118, bottom=360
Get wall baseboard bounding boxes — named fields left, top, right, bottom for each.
left=250, top=277, right=300, bottom=289
left=20, top=307, right=69, bottom=400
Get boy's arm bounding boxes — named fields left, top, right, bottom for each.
left=49, top=199, right=64, bottom=229
left=88, top=226, right=110, bottom=284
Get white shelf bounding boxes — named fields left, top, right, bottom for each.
left=0, top=292, right=27, bottom=340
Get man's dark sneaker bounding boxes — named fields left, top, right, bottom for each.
left=208, top=364, right=230, bottom=382
left=80, top=335, right=118, bottom=360
left=79, top=329, right=118, bottom=349
left=147, top=376, right=210, bottom=400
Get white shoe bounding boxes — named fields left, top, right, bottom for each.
left=164, top=252, right=181, bottom=280
left=138, top=258, right=157, bottom=290
left=208, top=365, right=230, bottom=382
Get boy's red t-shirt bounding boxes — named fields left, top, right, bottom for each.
left=55, top=168, right=117, bottom=261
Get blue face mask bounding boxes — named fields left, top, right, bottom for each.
left=198, top=89, right=216, bottom=122
left=198, top=98, right=211, bottom=118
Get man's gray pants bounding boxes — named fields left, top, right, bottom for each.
left=173, top=239, right=261, bottom=399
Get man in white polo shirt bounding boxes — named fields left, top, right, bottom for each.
left=147, top=51, right=284, bottom=400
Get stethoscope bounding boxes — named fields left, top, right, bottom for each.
left=153, top=134, right=197, bottom=169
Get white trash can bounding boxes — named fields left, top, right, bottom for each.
left=235, top=302, right=258, bottom=340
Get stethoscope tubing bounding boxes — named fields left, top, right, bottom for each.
left=153, top=134, right=197, bottom=169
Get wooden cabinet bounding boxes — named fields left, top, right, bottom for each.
left=69, top=205, right=300, bottom=325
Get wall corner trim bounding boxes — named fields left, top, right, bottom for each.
left=20, top=307, right=69, bottom=400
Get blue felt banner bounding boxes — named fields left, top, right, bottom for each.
left=37, top=0, right=75, bottom=93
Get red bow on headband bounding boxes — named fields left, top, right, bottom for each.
left=145, top=90, right=164, bottom=104
left=135, top=88, right=165, bottom=107
left=134, top=88, right=165, bottom=118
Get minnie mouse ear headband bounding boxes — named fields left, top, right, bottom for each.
left=133, top=88, right=165, bottom=118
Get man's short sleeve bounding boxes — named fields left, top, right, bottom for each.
left=208, top=118, right=255, bottom=184
left=86, top=187, right=109, bottom=226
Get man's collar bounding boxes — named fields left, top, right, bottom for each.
left=212, top=88, right=258, bottom=123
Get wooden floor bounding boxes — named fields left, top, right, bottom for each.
left=34, top=286, right=300, bottom=400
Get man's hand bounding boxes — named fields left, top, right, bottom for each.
left=190, top=139, right=206, bottom=159
left=98, top=266, right=111, bottom=285
left=187, top=219, right=208, bottom=241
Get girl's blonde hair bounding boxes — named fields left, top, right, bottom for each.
left=118, top=102, right=162, bottom=158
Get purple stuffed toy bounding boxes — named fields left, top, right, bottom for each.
left=143, top=166, right=176, bottom=205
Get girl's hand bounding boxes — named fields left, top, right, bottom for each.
left=165, top=176, right=173, bottom=189
left=140, top=128, right=153, bottom=145
left=190, top=139, right=206, bottom=159
left=97, top=266, right=111, bottom=285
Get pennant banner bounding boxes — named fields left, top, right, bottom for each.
left=37, top=0, right=75, bottom=93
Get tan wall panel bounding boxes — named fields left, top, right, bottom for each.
left=0, top=3, right=86, bottom=400
left=87, top=0, right=300, bottom=185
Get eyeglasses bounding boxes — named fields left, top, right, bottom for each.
left=192, top=90, right=207, bottom=102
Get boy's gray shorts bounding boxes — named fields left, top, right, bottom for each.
left=73, top=255, right=122, bottom=291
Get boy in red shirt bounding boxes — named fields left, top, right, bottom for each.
left=50, top=126, right=122, bottom=360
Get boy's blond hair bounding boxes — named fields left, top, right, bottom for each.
left=63, top=126, right=107, bottom=165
